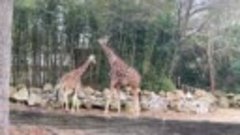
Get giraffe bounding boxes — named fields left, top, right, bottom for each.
left=98, top=36, right=141, bottom=117
left=56, top=54, right=96, bottom=112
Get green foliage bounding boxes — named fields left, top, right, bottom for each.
left=160, top=76, right=176, bottom=92
left=12, top=0, right=240, bottom=93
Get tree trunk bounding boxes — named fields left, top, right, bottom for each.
left=207, top=39, right=215, bottom=93
left=0, top=0, right=13, bottom=134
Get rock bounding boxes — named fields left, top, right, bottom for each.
left=110, top=100, right=119, bottom=110
left=83, top=86, right=95, bottom=96
left=226, top=93, right=235, bottom=100
left=169, top=97, right=214, bottom=114
left=28, top=93, right=46, bottom=106
left=194, top=89, right=209, bottom=98
left=93, top=90, right=102, bottom=97
left=174, top=90, right=185, bottom=98
left=148, top=96, right=168, bottom=111
left=82, top=95, right=96, bottom=109
left=10, top=86, right=29, bottom=102
left=16, top=84, right=26, bottom=90
left=158, top=91, right=166, bottom=97
left=103, top=88, right=111, bottom=99
left=29, top=87, right=42, bottom=94
left=174, top=99, right=203, bottom=114
left=171, top=99, right=188, bottom=113
left=166, top=90, right=185, bottom=101
left=140, top=96, right=149, bottom=110
left=217, top=96, right=229, bottom=108
left=9, top=86, right=17, bottom=97
left=230, top=94, right=240, bottom=108
left=43, top=83, right=53, bottom=92
left=77, top=90, right=86, bottom=99
left=141, top=91, right=168, bottom=111
left=185, top=91, right=194, bottom=100
left=140, top=91, right=153, bottom=110
left=91, top=97, right=105, bottom=108
left=197, top=93, right=217, bottom=105
left=141, top=90, right=152, bottom=96
left=82, top=100, right=92, bottom=109
left=124, top=100, right=134, bottom=113
left=213, top=90, right=226, bottom=98
left=190, top=100, right=211, bottom=114
left=194, top=92, right=217, bottom=113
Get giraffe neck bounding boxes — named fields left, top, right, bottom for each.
left=76, top=59, right=92, bottom=77
left=100, top=43, right=117, bottom=65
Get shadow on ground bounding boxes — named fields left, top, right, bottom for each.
left=10, top=110, right=240, bottom=135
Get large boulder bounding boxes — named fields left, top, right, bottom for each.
left=10, top=86, right=29, bottom=102
left=83, top=86, right=95, bottom=96
left=193, top=96, right=217, bottom=114
left=194, top=89, right=209, bottom=98
left=158, top=91, right=166, bottom=97
left=174, top=99, right=194, bottom=113
left=43, top=83, right=53, bottom=92
left=167, top=90, right=187, bottom=110
left=82, top=95, right=96, bottom=109
left=93, top=90, right=102, bottom=97
left=29, top=87, right=42, bottom=94
left=171, top=99, right=211, bottom=114
left=213, top=90, right=227, bottom=99
left=194, top=89, right=217, bottom=106
left=91, top=97, right=105, bottom=109
left=16, top=84, right=26, bottom=90
left=27, top=93, right=46, bottom=107
left=217, top=96, right=230, bottom=108
left=123, top=100, right=134, bottom=113
left=141, top=91, right=168, bottom=111
left=166, top=90, right=185, bottom=101
left=230, top=94, right=240, bottom=108
left=168, top=89, right=217, bottom=114
left=103, top=88, right=111, bottom=100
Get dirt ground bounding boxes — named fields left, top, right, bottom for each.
left=9, top=103, right=240, bottom=135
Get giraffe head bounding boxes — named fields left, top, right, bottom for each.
left=97, top=35, right=110, bottom=45
left=88, top=54, right=96, bottom=64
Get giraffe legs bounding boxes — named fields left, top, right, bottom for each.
left=104, top=88, right=121, bottom=115
left=71, top=84, right=82, bottom=112
left=133, top=88, right=140, bottom=117
left=116, top=89, right=121, bottom=114
left=63, top=92, right=69, bottom=111
left=104, top=80, right=122, bottom=115
left=104, top=92, right=112, bottom=114
left=71, top=93, right=79, bottom=113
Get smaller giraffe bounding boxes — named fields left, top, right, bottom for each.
left=98, top=36, right=142, bottom=117
left=56, top=54, right=96, bottom=111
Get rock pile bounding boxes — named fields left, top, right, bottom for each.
left=162, top=89, right=218, bottom=114
left=140, top=91, right=168, bottom=112
left=11, top=84, right=236, bottom=114
left=215, top=91, right=240, bottom=109
left=10, top=83, right=57, bottom=107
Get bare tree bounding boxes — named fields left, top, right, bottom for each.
left=0, top=0, right=13, bottom=134
left=207, top=32, right=215, bottom=92
left=201, top=0, right=240, bottom=92
left=169, top=0, right=211, bottom=77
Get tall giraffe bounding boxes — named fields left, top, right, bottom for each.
left=56, top=54, right=96, bottom=111
left=98, top=36, right=141, bottom=117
